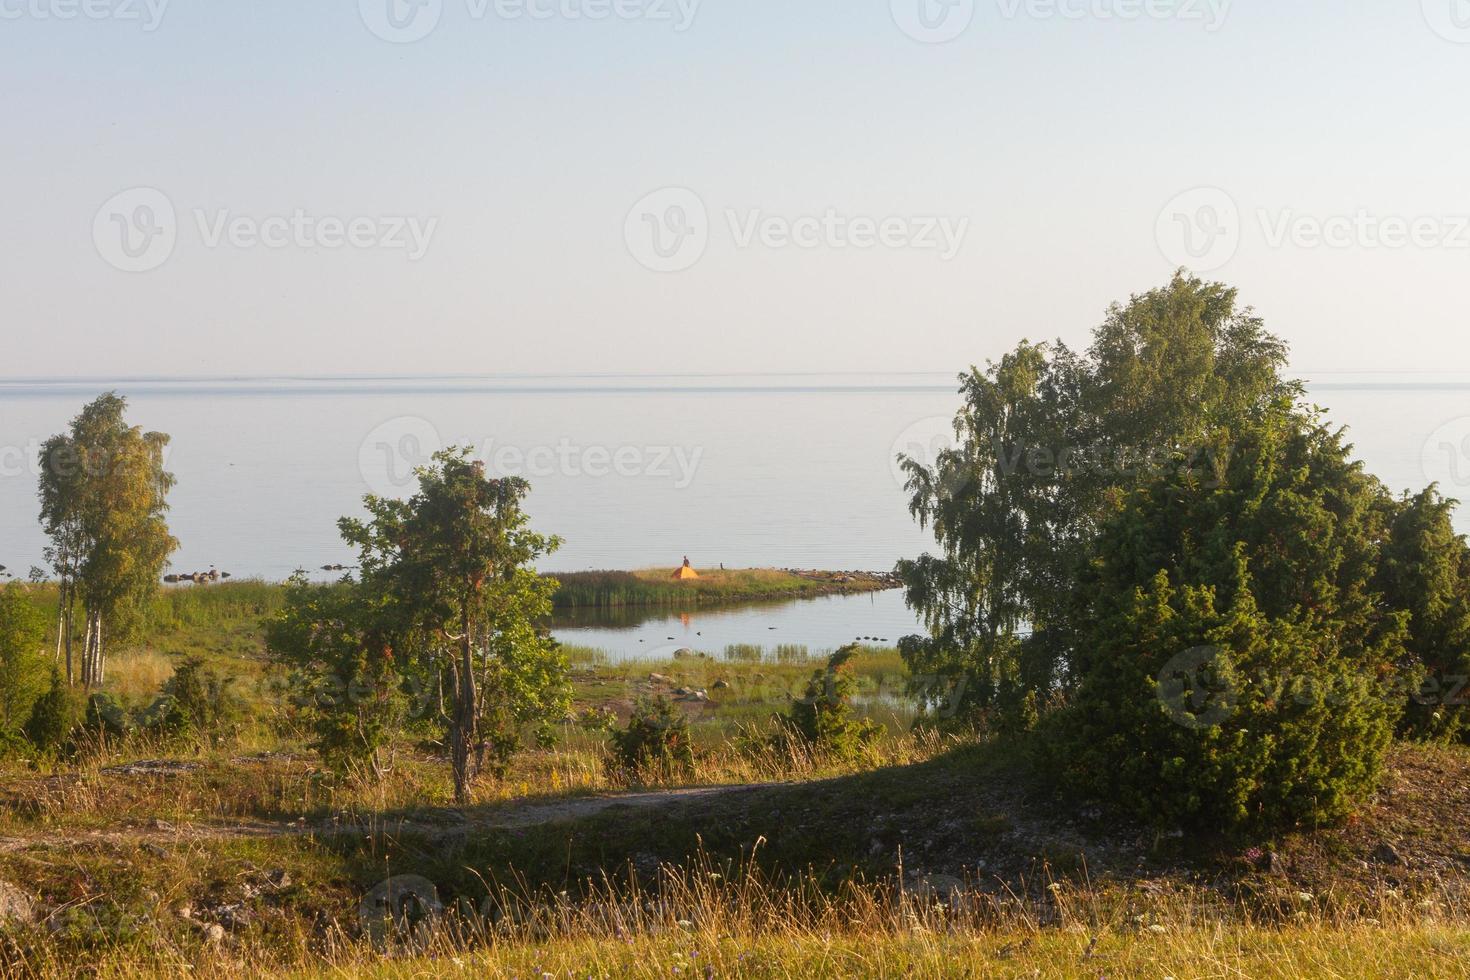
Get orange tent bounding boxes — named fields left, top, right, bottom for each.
left=673, top=558, right=700, bottom=580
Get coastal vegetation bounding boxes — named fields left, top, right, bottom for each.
left=0, top=277, right=1467, bottom=976
left=550, top=567, right=895, bottom=609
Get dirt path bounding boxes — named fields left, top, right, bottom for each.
left=0, top=782, right=777, bottom=853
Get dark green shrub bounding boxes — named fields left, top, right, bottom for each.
left=0, top=582, right=48, bottom=735
left=1373, top=487, right=1470, bottom=741
left=608, top=696, right=694, bottom=782
left=1051, top=408, right=1404, bottom=833
left=24, top=668, right=80, bottom=755
left=775, top=645, right=882, bottom=760
left=150, top=656, right=242, bottom=742
left=84, top=693, right=135, bottom=740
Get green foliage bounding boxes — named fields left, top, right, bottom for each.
left=266, top=578, right=407, bottom=774
left=608, top=696, right=694, bottom=782
left=37, top=392, right=177, bottom=687
left=24, top=668, right=80, bottom=755
left=775, top=646, right=882, bottom=761
left=0, top=583, right=49, bottom=734
left=273, top=449, right=569, bottom=800
left=1373, top=487, right=1470, bottom=741
left=84, top=692, right=135, bottom=740
left=151, top=656, right=244, bottom=742
left=1052, top=408, right=1404, bottom=832
left=897, top=273, right=1295, bottom=718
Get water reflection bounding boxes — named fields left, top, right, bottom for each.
left=549, top=589, right=922, bottom=662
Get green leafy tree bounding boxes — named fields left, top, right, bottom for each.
left=0, top=583, right=48, bottom=735
left=38, top=393, right=177, bottom=688
left=897, top=273, right=1295, bottom=722
left=335, top=449, right=568, bottom=803
left=1053, top=406, right=1405, bottom=832
left=1374, top=487, right=1470, bottom=740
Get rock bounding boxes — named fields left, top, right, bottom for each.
left=358, top=875, right=443, bottom=946
left=0, top=881, right=36, bottom=925
left=1261, top=851, right=1287, bottom=875
left=1372, top=842, right=1406, bottom=867
left=202, top=923, right=226, bottom=944
left=649, top=673, right=671, bottom=685
left=713, top=680, right=730, bottom=690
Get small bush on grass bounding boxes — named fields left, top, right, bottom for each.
left=772, top=645, right=882, bottom=761
left=608, top=696, right=694, bottom=783
left=24, top=668, right=80, bottom=756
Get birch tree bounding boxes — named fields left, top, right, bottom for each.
left=37, top=394, right=177, bottom=688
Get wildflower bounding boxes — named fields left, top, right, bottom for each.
left=1147, top=924, right=1167, bottom=934
left=1296, top=892, right=1314, bottom=903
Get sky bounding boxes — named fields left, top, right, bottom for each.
left=4, top=1, right=1470, bottom=379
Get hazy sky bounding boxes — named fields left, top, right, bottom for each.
left=4, top=1, right=1469, bottom=378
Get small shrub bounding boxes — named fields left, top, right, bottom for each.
left=84, top=693, right=135, bottom=741
left=774, top=645, right=882, bottom=761
left=0, top=582, right=48, bottom=735
left=608, top=696, right=694, bottom=782
left=24, top=668, right=80, bottom=755
left=153, top=656, right=242, bottom=742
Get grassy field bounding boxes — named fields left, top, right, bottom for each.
left=0, top=581, right=1467, bottom=978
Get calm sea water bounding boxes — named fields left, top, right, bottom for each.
left=1, top=373, right=1467, bottom=658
